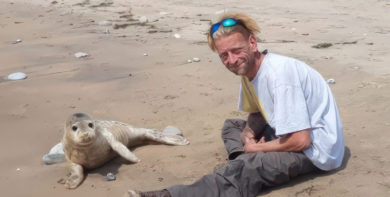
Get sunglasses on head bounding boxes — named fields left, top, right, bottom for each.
left=210, top=18, right=239, bottom=35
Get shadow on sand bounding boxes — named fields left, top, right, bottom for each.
left=260, top=146, right=351, bottom=196
left=87, top=143, right=163, bottom=178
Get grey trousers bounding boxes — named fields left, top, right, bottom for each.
left=168, top=119, right=318, bottom=197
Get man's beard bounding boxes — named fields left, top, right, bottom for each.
left=229, top=60, right=249, bottom=76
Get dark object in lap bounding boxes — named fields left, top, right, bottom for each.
left=260, top=124, right=278, bottom=142
left=247, top=113, right=277, bottom=142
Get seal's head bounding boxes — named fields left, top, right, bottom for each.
left=65, top=113, right=96, bottom=146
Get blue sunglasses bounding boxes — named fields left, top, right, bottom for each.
left=210, top=18, right=239, bottom=35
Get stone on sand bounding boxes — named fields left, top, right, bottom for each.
left=162, top=126, right=183, bottom=136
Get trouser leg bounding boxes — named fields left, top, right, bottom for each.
left=221, top=119, right=247, bottom=160
left=167, top=151, right=317, bottom=197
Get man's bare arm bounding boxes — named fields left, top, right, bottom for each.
left=244, top=129, right=311, bottom=153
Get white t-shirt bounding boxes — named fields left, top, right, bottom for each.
left=238, top=53, right=345, bottom=171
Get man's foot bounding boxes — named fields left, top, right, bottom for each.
left=126, top=190, right=141, bottom=197
left=126, top=189, right=171, bottom=197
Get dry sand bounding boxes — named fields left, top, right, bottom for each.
left=1, top=0, right=389, bottom=196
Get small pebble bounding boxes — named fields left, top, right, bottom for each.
left=352, top=66, right=360, bottom=70
left=16, top=168, right=21, bottom=171
left=174, top=33, right=181, bottom=39
left=8, top=72, right=27, bottom=80
left=74, top=52, right=88, bottom=58
left=215, top=10, right=227, bottom=15
left=143, top=53, right=148, bottom=56
left=327, top=78, right=336, bottom=84
left=12, top=39, right=22, bottom=44
left=105, top=172, right=116, bottom=181
left=98, top=21, right=112, bottom=26
left=187, top=59, right=193, bottom=63
left=192, top=57, right=200, bottom=62
left=139, top=16, right=148, bottom=24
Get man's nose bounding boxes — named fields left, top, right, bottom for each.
left=227, top=53, right=238, bottom=65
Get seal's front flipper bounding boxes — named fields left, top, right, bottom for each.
left=65, top=162, right=84, bottom=189
left=102, top=129, right=140, bottom=163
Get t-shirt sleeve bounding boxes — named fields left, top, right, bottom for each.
left=273, top=85, right=311, bottom=136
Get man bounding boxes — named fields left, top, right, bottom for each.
left=127, top=12, right=344, bottom=197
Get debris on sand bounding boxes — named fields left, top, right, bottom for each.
left=74, top=52, right=89, bottom=58
left=313, top=41, right=357, bottom=49
left=312, top=43, right=333, bottom=49
left=327, top=78, right=336, bottom=84
left=98, top=20, right=112, bottom=26
left=139, top=16, right=148, bottom=24
left=113, top=23, right=132, bottom=29
left=215, top=9, right=227, bottom=15
left=90, top=0, right=114, bottom=8
left=336, top=41, right=358, bottom=45
left=105, top=172, right=116, bottom=181
left=351, top=66, right=360, bottom=70
left=12, top=39, right=22, bottom=44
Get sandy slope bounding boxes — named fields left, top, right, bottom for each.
left=0, top=0, right=389, bottom=196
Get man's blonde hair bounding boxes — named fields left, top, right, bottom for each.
left=207, top=12, right=261, bottom=52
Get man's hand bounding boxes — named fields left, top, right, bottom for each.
left=244, top=138, right=262, bottom=153
left=244, top=129, right=311, bottom=153
left=240, top=126, right=257, bottom=144
left=258, top=136, right=265, bottom=144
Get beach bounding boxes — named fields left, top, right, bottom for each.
left=0, top=0, right=389, bottom=196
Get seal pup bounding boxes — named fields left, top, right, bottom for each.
left=62, top=113, right=189, bottom=189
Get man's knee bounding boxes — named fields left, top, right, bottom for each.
left=258, top=152, right=305, bottom=185
left=221, top=119, right=246, bottom=136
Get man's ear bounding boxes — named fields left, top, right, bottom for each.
left=248, top=34, right=258, bottom=52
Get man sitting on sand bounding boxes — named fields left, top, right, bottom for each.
left=127, top=12, right=345, bottom=197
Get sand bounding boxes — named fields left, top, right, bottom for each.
left=0, top=0, right=389, bottom=196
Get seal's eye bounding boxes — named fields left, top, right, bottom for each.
left=88, top=123, right=94, bottom=128
left=72, top=126, right=78, bottom=131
